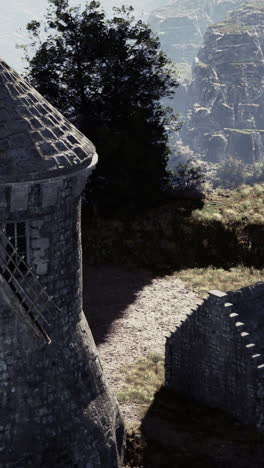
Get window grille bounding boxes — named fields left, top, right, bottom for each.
left=5, top=222, right=27, bottom=273
left=0, top=225, right=57, bottom=344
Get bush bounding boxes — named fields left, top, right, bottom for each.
left=215, top=156, right=246, bottom=189
left=166, top=159, right=205, bottom=197
left=246, top=161, right=264, bottom=185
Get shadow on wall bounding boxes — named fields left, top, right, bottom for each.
left=81, top=200, right=264, bottom=274
left=132, top=386, right=264, bottom=468
left=82, top=264, right=154, bottom=345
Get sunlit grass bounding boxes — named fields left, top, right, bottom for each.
left=192, top=184, right=264, bottom=225
left=174, top=266, right=264, bottom=297
left=240, top=199, right=251, bottom=210
left=121, top=265, right=264, bottom=467
left=239, top=185, right=252, bottom=198
left=118, top=267, right=264, bottom=412
left=117, top=353, right=164, bottom=409
left=122, top=262, right=264, bottom=466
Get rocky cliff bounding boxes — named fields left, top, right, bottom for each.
left=181, top=2, right=264, bottom=163
left=149, top=0, right=242, bottom=65
left=148, top=0, right=243, bottom=116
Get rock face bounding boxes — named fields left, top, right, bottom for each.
left=148, top=0, right=243, bottom=117
left=148, top=0, right=242, bottom=66
left=181, top=2, right=264, bottom=163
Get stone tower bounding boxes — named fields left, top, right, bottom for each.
left=0, top=59, right=124, bottom=467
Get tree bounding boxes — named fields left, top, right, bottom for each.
left=216, top=156, right=246, bottom=189
left=166, top=159, right=205, bottom=200
left=25, top=0, right=179, bottom=213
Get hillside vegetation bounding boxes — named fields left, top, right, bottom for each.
left=82, top=183, right=264, bottom=271
left=193, top=184, right=264, bottom=225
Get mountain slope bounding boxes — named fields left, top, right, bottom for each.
left=181, top=1, right=264, bottom=163
left=148, top=0, right=243, bottom=67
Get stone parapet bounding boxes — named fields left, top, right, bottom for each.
left=0, top=155, right=97, bottom=221
left=166, top=284, right=264, bottom=430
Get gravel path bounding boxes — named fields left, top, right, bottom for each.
left=83, top=265, right=199, bottom=422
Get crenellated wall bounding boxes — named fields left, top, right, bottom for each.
left=166, top=283, right=264, bottom=430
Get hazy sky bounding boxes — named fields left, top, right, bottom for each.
left=0, top=0, right=154, bottom=74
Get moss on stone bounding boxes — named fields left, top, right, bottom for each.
left=224, top=128, right=264, bottom=134
left=244, top=1, right=264, bottom=11
left=230, top=61, right=258, bottom=66
left=211, top=81, right=225, bottom=87
left=209, top=21, right=255, bottom=35
left=240, top=103, right=260, bottom=107
left=196, top=61, right=209, bottom=69
left=175, top=62, right=192, bottom=80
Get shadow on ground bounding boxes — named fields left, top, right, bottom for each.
left=82, top=264, right=154, bottom=345
left=125, top=387, right=264, bottom=468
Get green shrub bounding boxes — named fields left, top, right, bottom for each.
left=215, top=156, right=246, bottom=189
left=167, top=159, right=205, bottom=194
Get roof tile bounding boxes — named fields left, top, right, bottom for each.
left=0, top=58, right=96, bottom=182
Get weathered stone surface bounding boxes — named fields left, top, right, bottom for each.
left=181, top=2, right=264, bottom=162
left=166, top=282, right=264, bottom=431
left=0, top=59, right=97, bottom=182
left=149, top=0, right=241, bottom=64
left=0, top=176, right=125, bottom=467
left=0, top=59, right=124, bottom=467
left=148, top=0, right=243, bottom=115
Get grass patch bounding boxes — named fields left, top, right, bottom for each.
left=244, top=1, right=264, bottom=11
left=195, top=61, right=209, bottom=69
left=192, top=184, right=264, bottom=225
left=125, top=384, right=264, bottom=467
left=174, top=266, right=264, bottom=297
left=122, top=264, right=264, bottom=466
left=117, top=353, right=164, bottom=413
left=176, top=62, right=192, bottom=80
left=209, top=21, right=255, bottom=34
left=82, top=184, right=264, bottom=273
left=224, top=128, right=264, bottom=134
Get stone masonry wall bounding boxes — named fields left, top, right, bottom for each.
left=0, top=170, right=88, bottom=311
left=0, top=170, right=124, bottom=467
left=166, top=285, right=264, bottom=430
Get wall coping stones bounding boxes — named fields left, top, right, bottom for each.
left=208, top=290, right=227, bottom=298
left=166, top=281, right=264, bottom=431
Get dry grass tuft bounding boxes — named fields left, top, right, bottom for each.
left=117, top=353, right=164, bottom=409
left=174, top=266, right=264, bottom=297
left=192, top=184, right=264, bottom=225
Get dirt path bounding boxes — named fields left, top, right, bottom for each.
left=83, top=266, right=199, bottom=422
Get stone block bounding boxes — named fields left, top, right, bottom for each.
left=41, top=181, right=59, bottom=208
left=10, top=184, right=29, bottom=212
left=31, top=238, right=50, bottom=250
left=208, top=290, right=227, bottom=298
left=0, top=57, right=122, bottom=468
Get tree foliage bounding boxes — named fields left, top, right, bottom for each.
left=166, top=160, right=205, bottom=200
left=215, top=156, right=246, bottom=189
left=25, top=0, right=179, bottom=213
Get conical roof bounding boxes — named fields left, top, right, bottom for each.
left=0, top=59, right=97, bottom=183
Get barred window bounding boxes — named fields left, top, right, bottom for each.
left=4, top=222, right=28, bottom=275
left=6, top=222, right=27, bottom=261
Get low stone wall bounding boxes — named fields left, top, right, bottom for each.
left=81, top=202, right=242, bottom=270
left=165, top=284, right=264, bottom=430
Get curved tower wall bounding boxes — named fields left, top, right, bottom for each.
left=0, top=166, right=124, bottom=467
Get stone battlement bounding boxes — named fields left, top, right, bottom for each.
left=165, top=282, right=264, bottom=430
